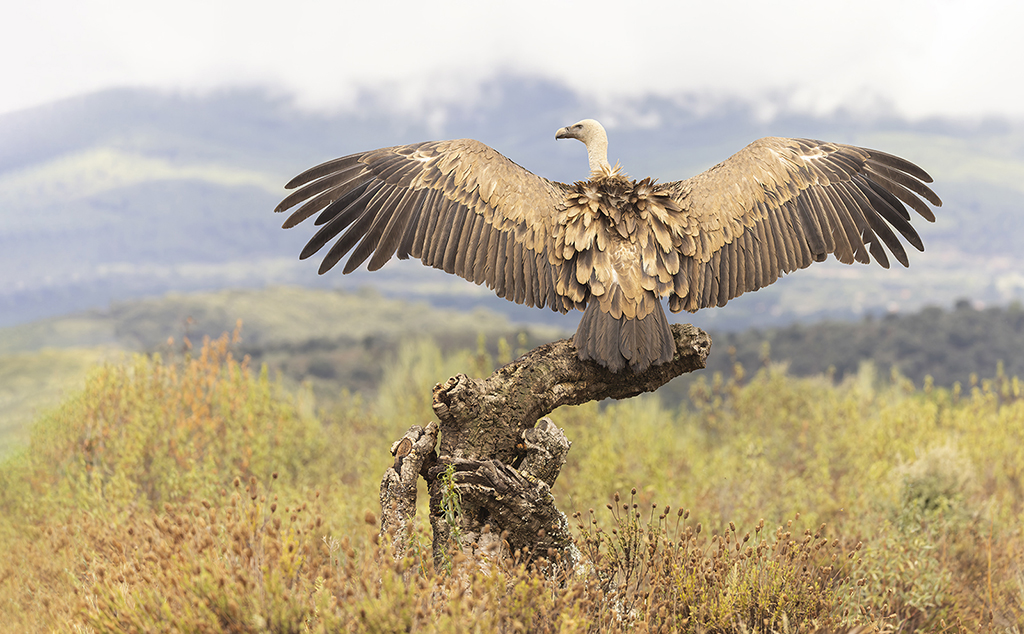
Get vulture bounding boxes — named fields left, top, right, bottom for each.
left=275, top=119, right=941, bottom=372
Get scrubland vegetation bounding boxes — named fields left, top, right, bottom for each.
left=1, top=326, right=1022, bottom=632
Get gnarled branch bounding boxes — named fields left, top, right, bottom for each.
left=380, top=323, right=711, bottom=564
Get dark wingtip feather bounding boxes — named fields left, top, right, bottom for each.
left=284, top=155, right=362, bottom=190
left=866, top=149, right=934, bottom=184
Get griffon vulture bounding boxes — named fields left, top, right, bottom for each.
left=275, top=119, right=941, bottom=372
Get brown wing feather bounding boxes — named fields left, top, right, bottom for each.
left=662, top=137, right=941, bottom=312
left=276, top=139, right=577, bottom=313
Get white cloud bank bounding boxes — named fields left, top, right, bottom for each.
left=3, top=0, right=1021, bottom=121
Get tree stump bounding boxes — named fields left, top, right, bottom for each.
left=379, top=323, right=711, bottom=567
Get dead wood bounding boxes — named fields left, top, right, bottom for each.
left=379, top=323, right=711, bottom=566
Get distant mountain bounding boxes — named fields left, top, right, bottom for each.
left=3, top=78, right=1022, bottom=330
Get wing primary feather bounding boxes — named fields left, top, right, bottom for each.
left=726, top=241, right=739, bottom=301
left=512, top=240, right=526, bottom=305
left=529, top=249, right=543, bottom=308
left=807, top=187, right=853, bottom=264
left=795, top=194, right=829, bottom=257
left=320, top=184, right=398, bottom=272
left=284, top=154, right=363, bottom=190
left=707, top=252, right=721, bottom=307
left=856, top=176, right=921, bottom=249
left=861, top=175, right=910, bottom=221
left=425, top=200, right=457, bottom=267
left=493, top=231, right=510, bottom=298
left=864, top=228, right=890, bottom=269
left=822, top=186, right=867, bottom=263
left=829, top=181, right=877, bottom=265
left=341, top=186, right=408, bottom=274
left=455, top=211, right=482, bottom=277
left=315, top=204, right=381, bottom=274
left=741, top=232, right=757, bottom=291
left=284, top=177, right=370, bottom=229
left=367, top=188, right=422, bottom=271
left=536, top=252, right=555, bottom=309
left=313, top=179, right=377, bottom=227
left=408, top=189, right=441, bottom=259
left=765, top=204, right=791, bottom=273
left=521, top=245, right=536, bottom=307
left=751, top=215, right=772, bottom=287
left=276, top=165, right=364, bottom=215
left=778, top=200, right=808, bottom=270
left=865, top=149, right=934, bottom=183
left=432, top=201, right=461, bottom=270
left=483, top=225, right=501, bottom=287
left=441, top=205, right=469, bottom=274
left=863, top=163, right=940, bottom=217
left=822, top=148, right=865, bottom=178
left=298, top=180, right=385, bottom=261
left=371, top=153, right=423, bottom=182
left=453, top=209, right=480, bottom=278
left=859, top=178, right=924, bottom=252
left=475, top=223, right=497, bottom=286
left=843, top=181, right=908, bottom=267
left=397, top=190, right=429, bottom=259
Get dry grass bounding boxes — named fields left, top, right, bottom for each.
left=1, top=333, right=1022, bottom=632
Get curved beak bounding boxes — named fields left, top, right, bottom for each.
left=555, top=126, right=572, bottom=140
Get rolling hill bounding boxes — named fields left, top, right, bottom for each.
left=3, top=78, right=1023, bottom=332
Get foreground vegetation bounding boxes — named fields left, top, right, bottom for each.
left=1, top=328, right=1022, bottom=632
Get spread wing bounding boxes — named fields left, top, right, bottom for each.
left=661, top=137, right=942, bottom=312
left=275, top=139, right=579, bottom=313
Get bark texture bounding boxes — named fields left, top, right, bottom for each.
left=379, top=323, right=711, bottom=565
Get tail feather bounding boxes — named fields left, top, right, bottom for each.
left=574, top=302, right=675, bottom=372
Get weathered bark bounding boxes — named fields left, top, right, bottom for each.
left=379, top=422, right=438, bottom=553
left=380, top=323, right=711, bottom=566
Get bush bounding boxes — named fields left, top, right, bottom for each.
left=2, top=335, right=1023, bottom=632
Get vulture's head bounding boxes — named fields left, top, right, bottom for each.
left=555, top=119, right=612, bottom=176
left=555, top=119, right=606, bottom=144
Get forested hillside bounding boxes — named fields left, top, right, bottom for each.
left=706, top=300, right=1024, bottom=389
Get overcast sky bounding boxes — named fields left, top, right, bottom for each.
left=4, top=0, right=1021, bottom=121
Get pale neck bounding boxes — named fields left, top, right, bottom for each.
left=586, top=135, right=611, bottom=176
